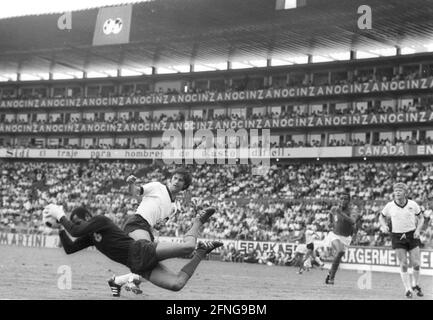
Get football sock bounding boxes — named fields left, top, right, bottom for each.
left=412, top=269, right=420, bottom=287
left=408, top=269, right=414, bottom=287
left=114, top=274, right=131, bottom=286
left=329, top=251, right=345, bottom=279
left=400, top=272, right=412, bottom=291
left=298, top=260, right=304, bottom=271
left=114, top=273, right=140, bottom=286
left=180, top=248, right=207, bottom=278
left=183, top=219, right=201, bottom=243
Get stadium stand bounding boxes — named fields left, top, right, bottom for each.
left=1, top=161, right=432, bottom=249
left=1, top=0, right=433, bottom=262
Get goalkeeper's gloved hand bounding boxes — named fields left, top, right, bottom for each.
left=43, top=203, right=66, bottom=222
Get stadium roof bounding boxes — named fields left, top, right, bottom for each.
left=0, top=0, right=149, bottom=20
left=1, top=0, right=433, bottom=79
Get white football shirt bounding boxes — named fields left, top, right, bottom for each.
left=135, top=181, right=175, bottom=227
left=305, top=229, right=319, bottom=244
left=381, top=199, right=422, bottom=233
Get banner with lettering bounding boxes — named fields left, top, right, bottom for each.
left=1, top=112, right=432, bottom=133
left=354, top=144, right=433, bottom=157
left=415, top=145, right=433, bottom=156
left=0, top=147, right=353, bottom=160
left=236, top=240, right=297, bottom=255
left=340, top=246, right=433, bottom=270
left=0, top=231, right=59, bottom=248
left=1, top=146, right=433, bottom=159
left=2, top=78, right=433, bottom=108
left=353, top=145, right=410, bottom=157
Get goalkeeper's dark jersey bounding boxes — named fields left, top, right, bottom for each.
left=58, top=215, right=134, bottom=267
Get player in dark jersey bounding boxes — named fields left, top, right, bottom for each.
left=43, top=204, right=222, bottom=296
left=325, top=189, right=361, bottom=285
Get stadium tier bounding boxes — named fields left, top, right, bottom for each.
left=1, top=56, right=433, bottom=154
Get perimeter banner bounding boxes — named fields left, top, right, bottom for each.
left=353, top=145, right=410, bottom=157
left=236, top=240, right=297, bottom=255
left=0, top=231, right=59, bottom=248
left=353, top=144, right=433, bottom=157
left=0, top=112, right=432, bottom=133
left=0, top=147, right=353, bottom=159
left=339, top=246, right=433, bottom=269
left=2, top=146, right=433, bottom=159
left=2, top=78, right=433, bottom=107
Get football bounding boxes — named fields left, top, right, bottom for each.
left=43, top=215, right=59, bottom=228
left=42, top=204, right=61, bottom=228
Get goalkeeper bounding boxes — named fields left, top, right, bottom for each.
left=43, top=203, right=221, bottom=296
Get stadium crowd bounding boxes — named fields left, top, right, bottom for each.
left=0, top=160, right=432, bottom=250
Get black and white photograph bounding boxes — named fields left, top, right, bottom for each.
left=0, top=0, right=432, bottom=307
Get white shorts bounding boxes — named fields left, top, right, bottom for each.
left=325, top=231, right=352, bottom=248
left=295, top=244, right=307, bottom=254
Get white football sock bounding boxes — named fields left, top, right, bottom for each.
left=128, top=273, right=141, bottom=284
left=400, top=272, right=412, bottom=291
left=412, top=269, right=420, bottom=287
left=114, top=273, right=140, bottom=286
left=408, top=270, right=414, bottom=287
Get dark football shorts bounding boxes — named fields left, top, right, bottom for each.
left=391, top=230, right=420, bottom=251
left=127, top=239, right=159, bottom=277
left=306, top=242, right=314, bottom=251
left=122, top=214, right=155, bottom=242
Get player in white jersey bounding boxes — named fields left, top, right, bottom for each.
left=379, top=182, right=425, bottom=298
left=109, top=168, right=193, bottom=296
left=299, top=227, right=324, bottom=273
left=292, top=226, right=324, bottom=274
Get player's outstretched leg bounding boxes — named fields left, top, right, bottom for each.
left=326, top=240, right=345, bottom=285
left=155, top=207, right=216, bottom=261
left=326, top=251, right=344, bottom=284
left=298, top=254, right=307, bottom=274
left=145, top=240, right=223, bottom=291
